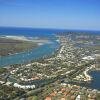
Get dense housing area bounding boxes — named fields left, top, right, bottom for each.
left=0, top=31, right=100, bottom=100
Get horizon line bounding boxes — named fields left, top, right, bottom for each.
left=0, top=26, right=100, bottom=32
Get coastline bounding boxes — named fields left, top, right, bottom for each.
left=68, top=70, right=100, bottom=90
left=0, top=35, right=60, bottom=67
left=0, top=31, right=100, bottom=93
left=0, top=35, right=53, bottom=44
left=0, top=38, right=38, bottom=56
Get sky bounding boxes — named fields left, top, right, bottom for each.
left=0, top=0, right=100, bottom=30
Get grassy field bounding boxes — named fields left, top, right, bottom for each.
left=0, top=39, right=37, bottom=56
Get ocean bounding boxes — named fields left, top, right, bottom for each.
left=0, top=27, right=66, bottom=36
left=0, top=27, right=100, bottom=36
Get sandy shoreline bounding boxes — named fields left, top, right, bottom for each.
left=0, top=35, right=53, bottom=45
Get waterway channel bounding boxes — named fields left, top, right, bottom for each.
left=0, top=39, right=60, bottom=67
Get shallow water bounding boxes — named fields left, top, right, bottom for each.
left=0, top=39, right=59, bottom=67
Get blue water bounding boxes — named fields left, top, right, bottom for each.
left=0, top=27, right=66, bottom=36
left=0, top=27, right=100, bottom=36
left=68, top=71, right=100, bottom=90
left=8, top=77, right=48, bottom=85
left=0, top=39, right=59, bottom=67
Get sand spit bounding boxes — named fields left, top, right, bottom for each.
left=0, top=35, right=53, bottom=45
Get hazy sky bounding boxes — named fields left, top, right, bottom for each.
left=0, top=0, right=100, bottom=30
